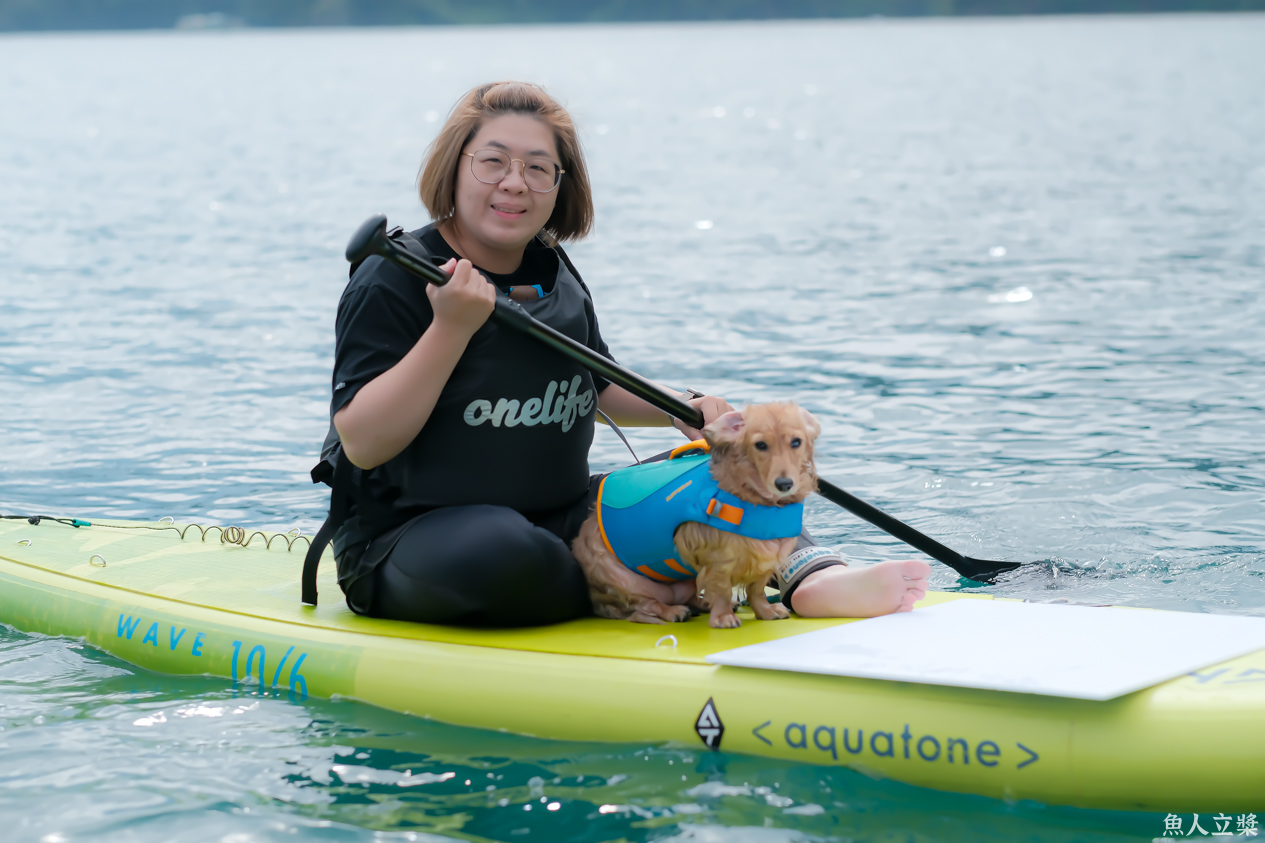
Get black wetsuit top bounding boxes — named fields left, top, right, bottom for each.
left=327, top=224, right=614, bottom=600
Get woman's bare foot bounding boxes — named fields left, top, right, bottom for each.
left=788, top=559, right=931, bottom=618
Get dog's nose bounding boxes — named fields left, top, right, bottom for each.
left=774, top=476, right=794, bottom=493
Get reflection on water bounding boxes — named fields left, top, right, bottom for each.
left=1, top=12, right=1263, bottom=840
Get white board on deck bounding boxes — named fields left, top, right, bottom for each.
left=705, top=598, right=1265, bottom=700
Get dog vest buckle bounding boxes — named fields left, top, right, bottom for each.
left=706, top=498, right=744, bottom=527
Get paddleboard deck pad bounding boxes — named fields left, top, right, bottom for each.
left=2, top=517, right=1263, bottom=812
left=708, top=597, right=1265, bottom=700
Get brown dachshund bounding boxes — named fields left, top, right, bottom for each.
left=572, top=402, right=820, bottom=628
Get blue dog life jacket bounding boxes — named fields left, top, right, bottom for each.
left=595, top=441, right=805, bottom=583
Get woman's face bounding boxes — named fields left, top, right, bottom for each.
left=452, top=113, right=561, bottom=257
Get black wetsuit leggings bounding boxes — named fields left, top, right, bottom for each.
left=348, top=480, right=601, bottom=627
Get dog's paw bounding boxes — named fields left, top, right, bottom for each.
left=630, top=600, right=692, bottom=624
left=626, top=610, right=669, bottom=624
left=663, top=604, right=692, bottom=623
left=753, top=601, right=791, bottom=621
left=709, top=612, right=742, bottom=629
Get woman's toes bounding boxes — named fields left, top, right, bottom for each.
left=900, top=559, right=932, bottom=580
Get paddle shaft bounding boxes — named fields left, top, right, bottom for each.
left=813, top=479, right=993, bottom=576
left=346, top=216, right=1019, bottom=582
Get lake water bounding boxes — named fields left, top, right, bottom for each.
left=2, top=13, right=1263, bottom=841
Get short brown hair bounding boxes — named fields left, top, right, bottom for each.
left=418, top=81, right=594, bottom=243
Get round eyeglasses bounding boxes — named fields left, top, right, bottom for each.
left=463, top=149, right=564, bottom=193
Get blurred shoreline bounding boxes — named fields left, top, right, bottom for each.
left=2, top=0, right=1263, bottom=33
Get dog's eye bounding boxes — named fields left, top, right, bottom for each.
left=754, top=441, right=769, bottom=451
left=790, top=438, right=802, bottom=449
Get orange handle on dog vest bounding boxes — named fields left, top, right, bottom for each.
left=668, top=440, right=710, bottom=460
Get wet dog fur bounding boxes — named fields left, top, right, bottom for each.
left=572, top=402, right=820, bottom=628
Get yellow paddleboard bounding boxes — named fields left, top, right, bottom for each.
left=2, top=516, right=1262, bottom=812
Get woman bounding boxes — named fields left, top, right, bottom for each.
left=326, top=81, right=928, bottom=626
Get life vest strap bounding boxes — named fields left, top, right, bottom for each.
left=706, top=497, right=745, bottom=527
left=636, top=565, right=677, bottom=583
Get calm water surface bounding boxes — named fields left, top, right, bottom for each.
left=2, top=13, right=1264, bottom=841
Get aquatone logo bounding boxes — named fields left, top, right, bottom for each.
left=462, top=375, right=595, bottom=433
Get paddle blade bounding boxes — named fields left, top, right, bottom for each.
left=955, top=557, right=1024, bottom=584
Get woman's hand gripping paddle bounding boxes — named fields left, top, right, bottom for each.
left=346, top=215, right=687, bottom=423
left=346, top=215, right=1027, bottom=584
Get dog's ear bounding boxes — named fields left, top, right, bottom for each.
left=799, top=407, right=821, bottom=440
left=702, top=410, right=746, bottom=448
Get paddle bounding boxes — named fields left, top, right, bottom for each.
left=345, top=215, right=1025, bottom=584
